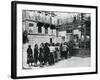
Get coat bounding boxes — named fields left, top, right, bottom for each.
left=27, top=47, right=33, bottom=64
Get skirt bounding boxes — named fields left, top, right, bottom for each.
left=27, top=55, right=34, bottom=64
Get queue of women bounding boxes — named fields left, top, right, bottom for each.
left=27, top=42, right=73, bottom=67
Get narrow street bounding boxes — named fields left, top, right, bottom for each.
left=23, top=44, right=91, bottom=69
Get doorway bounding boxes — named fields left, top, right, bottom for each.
left=50, top=38, right=52, bottom=44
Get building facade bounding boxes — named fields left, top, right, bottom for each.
left=23, top=10, right=90, bottom=49
left=22, top=20, right=62, bottom=48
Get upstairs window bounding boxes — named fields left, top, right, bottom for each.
left=67, top=30, right=72, bottom=33
left=29, top=23, right=34, bottom=27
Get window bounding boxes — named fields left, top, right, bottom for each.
left=38, top=27, right=42, bottom=33
left=62, top=37, right=65, bottom=42
left=67, top=30, right=72, bottom=33
left=45, top=27, right=48, bottom=34
left=29, top=23, right=34, bottom=27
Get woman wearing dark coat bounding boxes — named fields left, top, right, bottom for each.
left=27, top=45, right=33, bottom=67
left=60, top=43, right=63, bottom=59
left=39, top=43, right=44, bottom=67
left=34, top=44, right=39, bottom=66
left=44, top=43, right=50, bottom=65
